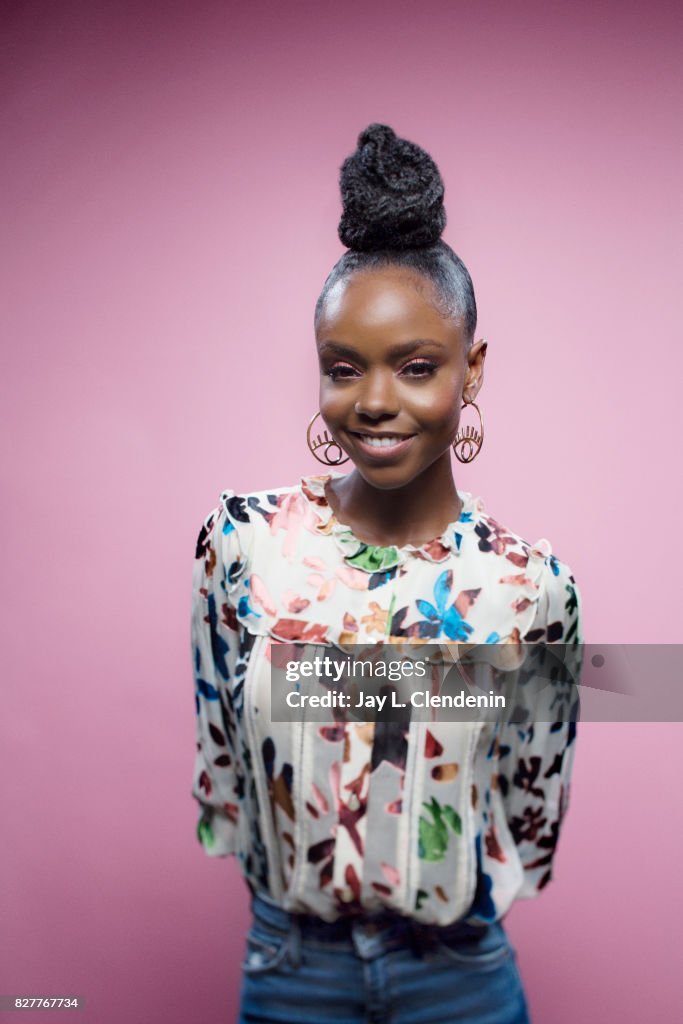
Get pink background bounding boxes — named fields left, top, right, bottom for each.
left=2, top=1, right=681, bottom=1021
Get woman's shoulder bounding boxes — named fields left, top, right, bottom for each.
left=474, top=499, right=578, bottom=577
left=196, top=478, right=308, bottom=561
left=467, top=501, right=582, bottom=644
left=219, top=480, right=302, bottom=518
left=198, top=479, right=301, bottom=526
left=194, top=480, right=304, bottom=604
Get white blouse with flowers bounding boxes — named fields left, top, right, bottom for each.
left=190, top=472, right=582, bottom=925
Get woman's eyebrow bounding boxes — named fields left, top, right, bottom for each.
left=318, top=338, right=447, bottom=358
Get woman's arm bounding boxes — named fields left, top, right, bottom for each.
left=497, top=557, right=584, bottom=897
left=190, top=499, right=246, bottom=857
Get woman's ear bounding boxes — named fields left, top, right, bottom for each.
left=463, top=337, right=487, bottom=402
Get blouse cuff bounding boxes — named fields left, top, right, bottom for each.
left=196, top=806, right=240, bottom=858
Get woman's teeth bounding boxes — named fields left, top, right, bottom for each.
left=358, top=435, right=408, bottom=448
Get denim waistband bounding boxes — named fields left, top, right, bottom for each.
left=249, top=887, right=491, bottom=958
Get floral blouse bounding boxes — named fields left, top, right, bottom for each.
left=190, top=472, right=583, bottom=926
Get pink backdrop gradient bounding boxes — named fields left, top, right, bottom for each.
left=2, top=1, right=681, bottom=1021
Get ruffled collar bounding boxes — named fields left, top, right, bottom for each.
left=299, top=472, right=485, bottom=572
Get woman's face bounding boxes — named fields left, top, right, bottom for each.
left=315, top=267, right=486, bottom=490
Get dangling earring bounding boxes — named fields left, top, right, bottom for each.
left=453, top=399, right=484, bottom=463
left=306, top=411, right=350, bottom=466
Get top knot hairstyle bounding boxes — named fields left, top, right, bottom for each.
left=338, top=123, right=446, bottom=251
left=315, top=123, right=477, bottom=345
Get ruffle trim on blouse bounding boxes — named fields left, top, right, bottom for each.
left=299, top=472, right=486, bottom=571
left=214, top=481, right=557, bottom=656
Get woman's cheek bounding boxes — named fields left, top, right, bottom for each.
left=319, top=386, right=352, bottom=429
left=406, top=382, right=462, bottom=432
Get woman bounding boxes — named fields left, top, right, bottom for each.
left=191, top=123, right=583, bottom=1024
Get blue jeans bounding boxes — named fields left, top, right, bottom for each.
left=238, top=891, right=531, bottom=1024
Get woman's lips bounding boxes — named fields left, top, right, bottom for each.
left=347, top=431, right=417, bottom=461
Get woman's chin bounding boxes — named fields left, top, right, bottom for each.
left=348, top=462, right=421, bottom=491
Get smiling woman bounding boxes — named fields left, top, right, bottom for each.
left=315, top=265, right=485, bottom=544
left=190, top=123, right=583, bottom=1024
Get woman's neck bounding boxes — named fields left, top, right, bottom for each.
left=324, top=453, right=462, bottom=549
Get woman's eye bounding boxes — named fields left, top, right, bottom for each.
left=325, top=360, right=437, bottom=381
left=326, top=363, right=358, bottom=381
left=402, top=360, right=437, bottom=377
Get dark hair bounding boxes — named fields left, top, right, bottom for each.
left=314, top=123, right=477, bottom=346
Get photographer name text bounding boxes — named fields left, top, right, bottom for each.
left=285, top=689, right=506, bottom=710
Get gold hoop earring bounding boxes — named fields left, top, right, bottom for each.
left=306, top=411, right=350, bottom=466
left=453, top=400, right=484, bottom=463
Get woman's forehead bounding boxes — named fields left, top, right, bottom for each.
left=320, top=269, right=442, bottom=324
left=317, top=269, right=462, bottom=348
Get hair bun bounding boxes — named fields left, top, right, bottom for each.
left=338, top=123, right=446, bottom=252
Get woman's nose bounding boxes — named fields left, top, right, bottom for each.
left=354, top=370, right=400, bottom=419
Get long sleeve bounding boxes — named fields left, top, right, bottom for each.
left=190, top=499, right=246, bottom=857
left=497, top=557, right=584, bottom=897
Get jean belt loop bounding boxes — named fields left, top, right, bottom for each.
left=287, top=913, right=302, bottom=969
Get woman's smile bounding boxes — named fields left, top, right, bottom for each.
left=346, top=429, right=418, bottom=460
